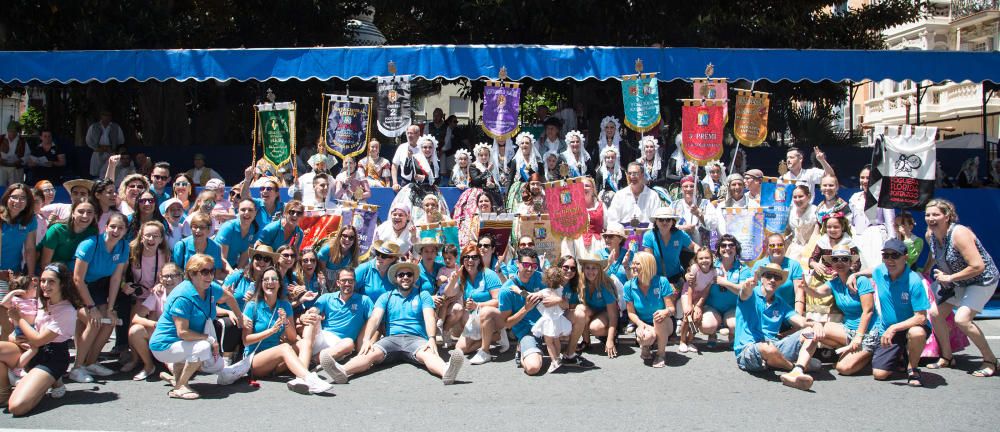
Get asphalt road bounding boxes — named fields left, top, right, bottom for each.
left=4, top=321, right=1000, bottom=431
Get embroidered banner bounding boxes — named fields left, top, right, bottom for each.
left=543, top=177, right=590, bottom=239
left=734, top=89, right=770, bottom=146
left=866, top=125, right=937, bottom=213
left=323, top=94, right=372, bottom=159
left=478, top=214, right=516, bottom=258
left=693, top=78, right=728, bottom=120
left=417, top=220, right=460, bottom=251
left=621, top=73, right=661, bottom=133
left=339, top=202, right=379, bottom=260
left=760, top=178, right=796, bottom=234
left=256, top=102, right=296, bottom=172
left=680, top=100, right=725, bottom=166
left=298, top=213, right=343, bottom=251
left=376, top=75, right=412, bottom=137
left=723, top=207, right=766, bottom=262
left=481, top=81, right=522, bottom=141
left=517, top=214, right=558, bottom=260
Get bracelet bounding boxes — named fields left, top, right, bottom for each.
left=794, top=300, right=806, bottom=305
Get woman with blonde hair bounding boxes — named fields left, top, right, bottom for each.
left=623, top=251, right=675, bottom=368
left=577, top=253, right=622, bottom=358
left=117, top=174, right=149, bottom=217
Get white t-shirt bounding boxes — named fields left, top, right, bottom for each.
left=606, top=186, right=663, bottom=225
left=780, top=167, right=825, bottom=196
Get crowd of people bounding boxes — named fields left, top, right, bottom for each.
left=0, top=110, right=997, bottom=416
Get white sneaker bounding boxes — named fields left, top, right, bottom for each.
left=68, top=367, right=94, bottom=383
left=305, top=372, right=335, bottom=394
left=216, top=364, right=244, bottom=386
left=320, top=351, right=349, bottom=384
left=49, top=382, right=67, bottom=399
left=286, top=377, right=310, bottom=394
left=498, top=330, right=511, bottom=353
left=547, top=360, right=562, bottom=374
left=86, top=363, right=115, bottom=377
left=469, top=349, right=493, bottom=365
left=678, top=343, right=689, bottom=353
left=442, top=350, right=464, bottom=385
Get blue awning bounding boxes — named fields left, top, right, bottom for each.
left=1, top=45, right=998, bottom=84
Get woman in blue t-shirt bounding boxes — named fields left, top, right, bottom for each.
left=597, top=222, right=632, bottom=286
left=642, top=207, right=695, bottom=284
left=214, top=198, right=260, bottom=270
left=623, top=251, right=675, bottom=369
left=0, top=184, right=39, bottom=291
left=241, top=266, right=331, bottom=395
left=578, top=254, right=622, bottom=358
left=317, top=225, right=359, bottom=280
left=806, top=246, right=877, bottom=376
left=448, top=244, right=504, bottom=365
left=696, top=234, right=750, bottom=349
left=68, top=211, right=129, bottom=384
left=292, top=248, right=324, bottom=313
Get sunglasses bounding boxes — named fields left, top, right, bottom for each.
left=767, top=243, right=785, bottom=249
left=464, top=255, right=481, bottom=262
left=193, top=268, right=214, bottom=277
left=342, top=234, right=356, bottom=240
left=286, top=210, right=303, bottom=217
left=719, top=242, right=737, bottom=249
left=375, top=251, right=393, bottom=259
left=301, top=258, right=317, bottom=263
left=152, top=175, right=170, bottom=181
left=830, top=256, right=851, bottom=263
left=253, top=255, right=273, bottom=264
left=761, top=273, right=782, bottom=281
left=280, top=253, right=296, bottom=258
left=882, top=252, right=903, bottom=260
left=259, top=186, right=276, bottom=192
left=174, top=181, right=190, bottom=187
left=561, top=265, right=576, bottom=270
left=478, top=243, right=493, bottom=248
left=138, top=198, right=155, bottom=205
left=519, top=262, right=538, bottom=270
left=396, top=271, right=414, bottom=278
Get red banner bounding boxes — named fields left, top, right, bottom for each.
left=299, top=214, right=343, bottom=250
left=681, top=101, right=725, bottom=166
left=543, top=178, right=590, bottom=239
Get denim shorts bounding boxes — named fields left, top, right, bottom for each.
left=736, top=330, right=804, bottom=372
left=374, top=334, right=428, bottom=365
left=518, top=334, right=544, bottom=358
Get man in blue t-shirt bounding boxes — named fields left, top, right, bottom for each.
left=731, top=263, right=823, bottom=391
left=869, top=239, right=930, bottom=387
left=321, top=262, right=464, bottom=385
left=304, top=268, right=374, bottom=364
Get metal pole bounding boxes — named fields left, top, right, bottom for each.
left=915, top=82, right=922, bottom=126
left=983, top=82, right=989, bottom=152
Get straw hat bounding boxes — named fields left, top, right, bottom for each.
left=651, top=207, right=680, bottom=220
left=62, top=179, right=95, bottom=196
left=412, top=236, right=443, bottom=253
left=577, top=252, right=608, bottom=267
left=602, top=222, right=626, bottom=239
left=388, top=261, right=421, bottom=283
left=754, top=263, right=789, bottom=286
left=821, top=245, right=860, bottom=266
left=371, top=240, right=402, bottom=257
left=248, top=244, right=280, bottom=262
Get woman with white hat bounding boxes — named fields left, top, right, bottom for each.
left=642, top=207, right=696, bottom=283
left=597, top=222, right=632, bottom=286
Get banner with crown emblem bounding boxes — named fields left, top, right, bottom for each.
left=481, top=81, right=522, bottom=141
left=693, top=78, right=728, bottom=120
left=255, top=102, right=296, bottom=173
left=543, top=177, right=590, bottom=239
left=621, top=73, right=660, bottom=133
left=680, top=100, right=725, bottom=166
left=323, top=94, right=372, bottom=160
left=376, top=75, right=412, bottom=137
left=734, top=89, right=770, bottom=147
left=760, top=178, right=796, bottom=234
left=723, top=207, right=766, bottom=262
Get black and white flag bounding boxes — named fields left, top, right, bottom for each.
left=865, top=125, right=937, bottom=219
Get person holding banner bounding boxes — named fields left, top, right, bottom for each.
left=750, top=234, right=806, bottom=314
left=391, top=125, right=422, bottom=192
left=849, top=165, right=896, bottom=268
left=607, top=162, right=663, bottom=226
left=642, top=208, right=695, bottom=283
left=317, top=225, right=360, bottom=280
left=579, top=177, right=607, bottom=251
left=785, top=186, right=819, bottom=262
left=489, top=138, right=514, bottom=188
left=332, top=156, right=371, bottom=203
left=623, top=251, right=675, bottom=368
left=256, top=200, right=305, bottom=252
left=671, top=176, right=720, bottom=247
left=779, top=147, right=835, bottom=196
left=359, top=139, right=392, bottom=188
left=400, top=135, right=441, bottom=187
left=374, top=207, right=415, bottom=257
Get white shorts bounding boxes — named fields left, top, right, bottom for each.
left=151, top=340, right=225, bottom=374
left=311, top=330, right=352, bottom=354
left=945, top=281, right=998, bottom=312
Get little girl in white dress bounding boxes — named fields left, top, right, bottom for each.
left=532, top=268, right=573, bottom=373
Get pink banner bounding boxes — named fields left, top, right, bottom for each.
left=543, top=178, right=590, bottom=238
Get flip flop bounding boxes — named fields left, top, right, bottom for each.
left=168, top=386, right=200, bottom=400
left=971, top=360, right=999, bottom=378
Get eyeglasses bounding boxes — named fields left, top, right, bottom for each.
left=174, top=181, right=190, bottom=187
left=127, top=184, right=146, bottom=190
left=152, top=175, right=170, bottom=181
left=280, top=253, right=296, bottom=259
left=161, top=273, right=182, bottom=279
left=761, top=273, right=781, bottom=281
left=253, top=255, right=273, bottom=264
left=287, top=210, right=303, bottom=217
left=719, top=242, right=737, bottom=249
left=138, top=198, right=155, bottom=205
left=141, top=233, right=162, bottom=240
left=193, top=268, right=214, bottom=277
left=519, top=262, right=538, bottom=270
left=830, top=256, right=851, bottom=263
left=882, top=252, right=903, bottom=260
left=342, top=234, right=356, bottom=240
left=464, top=255, right=481, bottom=262
left=561, top=265, right=576, bottom=270
left=396, top=271, right=414, bottom=278
left=478, top=243, right=493, bottom=248
left=338, top=278, right=355, bottom=284
left=7, top=195, right=27, bottom=202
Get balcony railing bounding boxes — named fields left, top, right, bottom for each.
left=952, top=0, right=1000, bottom=21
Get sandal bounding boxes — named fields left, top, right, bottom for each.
left=906, top=368, right=923, bottom=387
left=652, top=356, right=666, bottom=368
left=168, top=386, right=200, bottom=400
left=926, top=356, right=954, bottom=370
left=971, top=359, right=999, bottom=378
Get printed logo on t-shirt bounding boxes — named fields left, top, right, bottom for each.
left=411, top=297, right=420, bottom=310
left=112, top=254, right=121, bottom=261
left=673, top=241, right=679, bottom=247
left=772, top=310, right=780, bottom=318
left=351, top=304, right=358, bottom=312
left=653, top=288, right=660, bottom=296
left=901, top=292, right=910, bottom=304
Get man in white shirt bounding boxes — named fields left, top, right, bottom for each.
left=606, top=162, right=664, bottom=225
left=391, top=125, right=421, bottom=192
left=85, top=111, right=126, bottom=177
left=743, top=169, right=764, bottom=207
left=779, top=146, right=835, bottom=196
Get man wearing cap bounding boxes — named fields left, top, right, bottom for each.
left=354, top=240, right=402, bottom=302
left=535, top=117, right=566, bottom=156
left=730, top=262, right=823, bottom=391
left=391, top=125, right=422, bottom=192
left=779, top=146, right=835, bottom=196
left=186, top=153, right=223, bottom=187
left=321, top=261, right=465, bottom=385
left=743, top=169, right=764, bottom=207
left=303, top=268, right=375, bottom=365
left=868, top=238, right=930, bottom=387
left=85, top=111, right=125, bottom=177
left=607, top=162, right=664, bottom=226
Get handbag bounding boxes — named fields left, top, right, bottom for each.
left=462, top=309, right=482, bottom=340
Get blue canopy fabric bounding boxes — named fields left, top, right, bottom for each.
left=1, top=45, right=998, bottom=84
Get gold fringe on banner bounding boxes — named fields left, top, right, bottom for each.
left=679, top=99, right=726, bottom=107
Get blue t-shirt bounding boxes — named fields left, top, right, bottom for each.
left=733, top=286, right=797, bottom=356
left=74, top=233, right=130, bottom=283
left=418, top=260, right=445, bottom=294
left=1, top=217, right=37, bottom=270
left=497, top=271, right=545, bottom=339
left=374, top=289, right=435, bottom=339
left=257, top=219, right=304, bottom=251
left=463, top=269, right=503, bottom=302
left=172, top=236, right=225, bottom=271
left=317, top=244, right=353, bottom=274
left=623, top=276, right=674, bottom=324
left=829, top=276, right=875, bottom=332
left=705, top=260, right=751, bottom=313
left=598, top=246, right=630, bottom=285
left=149, top=281, right=223, bottom=352
left=750, top=257, right=803, bottom=306
left=214, top=219, right=259, bottom=266
left=312, top=292, right=374, bottom=340
left=354, top=260, right=392, bottom=301
left=222, top=269, right=255, bottom=311
left=251, top=198, right=284, bottom=229
left=871, top=264, right=930, bottom=331
left=641, top=229, right=692, bottom=278
left=242, top=299, right=294, bottom=355
left=583, top=283, right=617, bottom=311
